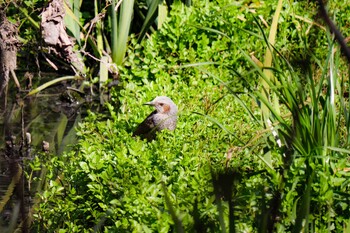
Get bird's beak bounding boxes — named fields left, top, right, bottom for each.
left=144, top=101, right=154, bottom=106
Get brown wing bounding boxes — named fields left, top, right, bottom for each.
left=133, top=110, right=157, bottom=140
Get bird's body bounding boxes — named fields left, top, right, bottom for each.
left=133, top=96, right=178, bottom=141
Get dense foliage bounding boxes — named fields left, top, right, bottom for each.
left=30, top=0, right=350, bottom=232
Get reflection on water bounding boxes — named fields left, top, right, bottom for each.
left=0, top=74, right=88, bottom=231
left=1, top=82, right=83, bottom=151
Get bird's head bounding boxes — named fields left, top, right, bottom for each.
left=145, top=96, right=178, bottom=115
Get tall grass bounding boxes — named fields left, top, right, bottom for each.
left=111, top=0, right=135, bottom=65
left=195, top=3, right=350, bottom=231
left=260, top=0, right=283, bottom=124
left=237, top=21, right=350, bottom=233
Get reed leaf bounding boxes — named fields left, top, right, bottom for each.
left=261, top=0, right=283, bottom=122
left=18, top=7, right=40, bottom=30
left=161, top=182, right=185, bottom=233
left=112, top=0, right=135, bottom=65
left=138, top=0, right=163, bottom=43
left=158, top=2, right=167, bottom=28
left=64, top=0, right=81, bottom=45
left=95, top=0, right=103, bottom=56
left=292, top=167, right=313, bottom=233
left=56, top=113, right=68, bottom=150
left=0, top=165, right=22, bottom=212
left=192, top=111, right=245, bottom=145
left=26, top=76, right=80, bottom=96
left=99, top=56, right=109, bottom=84
left=195, top=66, right=260, bottom=123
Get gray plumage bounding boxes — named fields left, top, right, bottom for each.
left=133, top=96, right=178, bottom=141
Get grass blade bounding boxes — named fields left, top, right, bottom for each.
left=112, top=0, right=135, bottom=65
left=25, top=76, right=79, bottom=96
left=138, top=0, right=163, bottom=43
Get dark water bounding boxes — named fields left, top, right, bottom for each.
left=0, top=75, right=88, bottom=231
left=1, top=83, right=83, bottom=151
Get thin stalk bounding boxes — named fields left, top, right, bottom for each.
left=111, top=0, right=118, bottom=63
left=95, top=0, right=103, bottom=56
left=17, top=7, right=40, bottom=30
left=25, top=76, right=80, bottom=96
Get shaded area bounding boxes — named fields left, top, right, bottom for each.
left=0, top=8, right=20, bottom=96
left=0, top=75, right=85, bottom=152
left=41, top=0, right=84, bottom=73
left=0, top=74, right=95, bottom=231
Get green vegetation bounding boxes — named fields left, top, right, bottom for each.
left=21, top=0, right=350, bottom=232
left=4, top=0, right=180, bottom=91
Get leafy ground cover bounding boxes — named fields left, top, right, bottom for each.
left=30, top=0, right=350, bottom=232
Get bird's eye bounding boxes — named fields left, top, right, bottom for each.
left=159, top=103, right=164, bottom=106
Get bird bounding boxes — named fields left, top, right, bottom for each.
left=133, top=96, right=178, bottom=141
